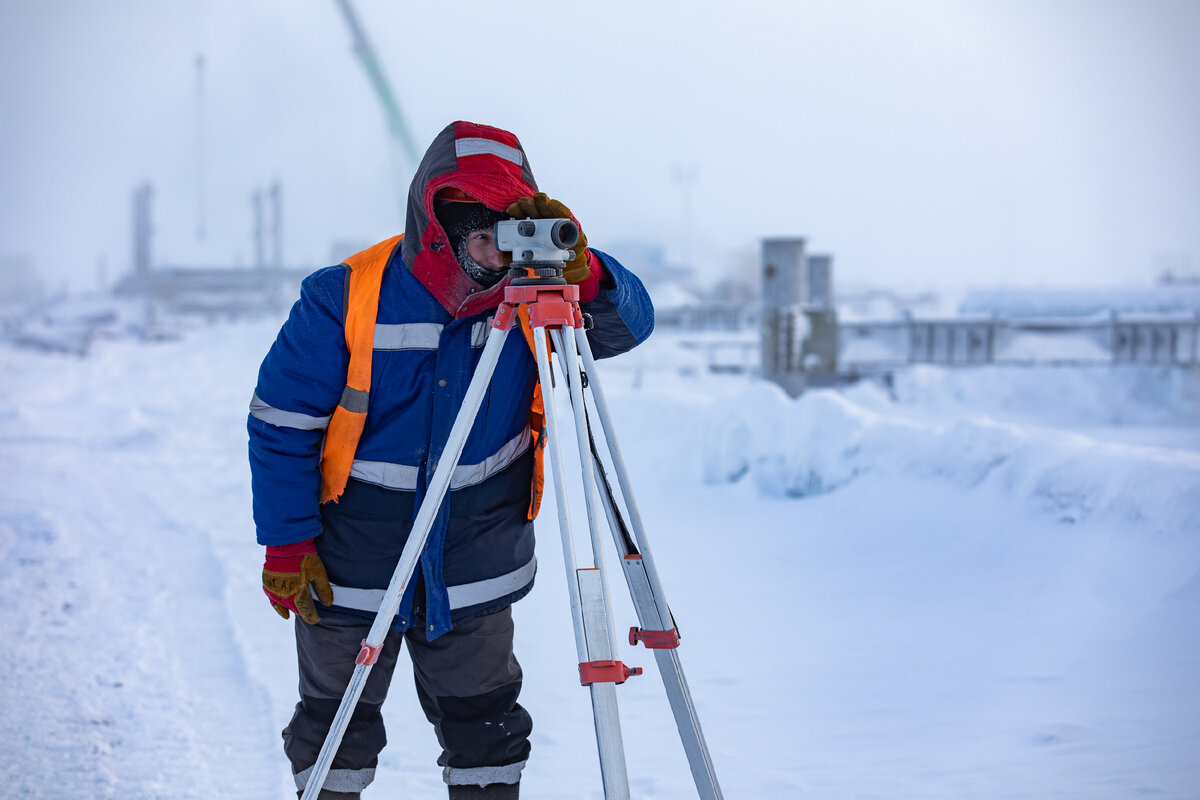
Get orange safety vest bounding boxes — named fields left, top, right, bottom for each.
left=318, top=235, right=547, bottom=520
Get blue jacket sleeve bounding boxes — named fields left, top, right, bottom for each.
left=580, top=248, right=655, bottom=359
left=247, top=266, right=350, bottom=545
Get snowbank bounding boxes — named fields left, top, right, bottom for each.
left=703, top=370, right=1200, bottom=535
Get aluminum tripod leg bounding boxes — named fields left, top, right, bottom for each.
left=550, top=327, right=725, bottom=800
left=531, top=326, right=632, bottom=800
left=301, top=323, right=511, bottom=800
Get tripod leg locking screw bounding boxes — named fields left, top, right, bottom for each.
left=629, top=626, right=681, bottom=649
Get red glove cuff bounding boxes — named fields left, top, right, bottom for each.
left=265, top=538, right=317, bottom=571
left=576, top=250, right=606, bottom=304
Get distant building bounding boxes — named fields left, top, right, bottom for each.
left=115, top=181, right=307, bottom=318
left=113, top=266, right=307, bottom=318
left=0, top=253, right=45, bottom=316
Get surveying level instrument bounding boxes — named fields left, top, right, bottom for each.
left=302, top=217, right=723, bottom=800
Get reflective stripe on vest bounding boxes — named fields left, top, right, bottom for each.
left=318, top=234, right=546, bottom=520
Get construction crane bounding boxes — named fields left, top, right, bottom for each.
left=333, top=0, right=421, bottom=218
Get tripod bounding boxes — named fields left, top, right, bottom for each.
left=302, top=267, right=723, bottom=799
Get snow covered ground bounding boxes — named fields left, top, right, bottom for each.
left=2, top=319, right=1198, bottom=799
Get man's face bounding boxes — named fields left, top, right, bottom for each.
left=465, top=228, right=505, bottom=271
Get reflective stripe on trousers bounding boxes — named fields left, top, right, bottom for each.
left=444, top=762, right=525, bottom=787
left=292, top=766, right=374, bottom=793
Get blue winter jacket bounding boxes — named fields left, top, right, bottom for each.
left=248, top=246, right=651, bottom=638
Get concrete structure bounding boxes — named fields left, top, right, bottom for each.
left=132, top=183, right=153, bottom=278
left=760, top=238, right=839, bottom=396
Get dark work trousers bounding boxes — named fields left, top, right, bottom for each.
left=283, top=606, right=533, bottom=794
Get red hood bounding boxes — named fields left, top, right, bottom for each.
left=401, top=121, right=539, bottom=318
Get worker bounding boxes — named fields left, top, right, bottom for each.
left=248, top=121, right=654, bottom=799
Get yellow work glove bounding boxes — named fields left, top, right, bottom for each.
left=506, top=193, right=591, bottom=284
left=262, top=539, right=334, bottom=624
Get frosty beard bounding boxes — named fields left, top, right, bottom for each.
left=456, top=236, right=505, bottom=288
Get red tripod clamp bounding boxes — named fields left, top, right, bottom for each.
left=491, top=283, right=583, bottom=333
left=355, top=640, right=383, bottom=666
left=578, top=660, right=643, bottom=686
left=628, top=626, right=681, bottom=650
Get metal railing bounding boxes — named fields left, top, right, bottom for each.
left=840, top=313, right=1200, bottom=368
left=654, top=310, right=1200, bottom=382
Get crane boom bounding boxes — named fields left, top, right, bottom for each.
left=334, top=0, right=421, bottom=196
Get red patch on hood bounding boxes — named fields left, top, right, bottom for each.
left=405, top=122, right=540, bottom=318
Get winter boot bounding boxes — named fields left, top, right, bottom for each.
left=448, top=782, right=519, bottom=799
left=296, top=791, right=360, bottom=799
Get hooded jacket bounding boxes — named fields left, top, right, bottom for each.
left=248, top=121, right=653, bottom=638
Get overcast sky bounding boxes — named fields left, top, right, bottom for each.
left=2, top=0, right=1198, bottom=294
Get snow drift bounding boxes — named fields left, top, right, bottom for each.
left=703, top=369, right=1200, bottom=537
